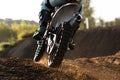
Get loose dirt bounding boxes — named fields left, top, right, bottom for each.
left=0, top=27, right=120, bottom=80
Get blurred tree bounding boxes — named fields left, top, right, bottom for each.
left=0, top=22, right=14, bottom=42
left=11, top=20, right=38, bottom=40
left=82, top=0, right=95, bottom=28
left=97, top=18, right=105, bottom=27
left=11, top=22, right=20, bottom=35
left=103, top=18, right=120, bottom=27
left=99, top=18, right=104, bottom=27
left=115, top=18, right=120, bottom=26
left=0, top=19, right=38, bottom=43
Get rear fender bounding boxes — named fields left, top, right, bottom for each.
left=50, top=3, right=80, bottom=28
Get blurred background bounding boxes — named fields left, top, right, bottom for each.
left=0, top=0, right=120, bottom=51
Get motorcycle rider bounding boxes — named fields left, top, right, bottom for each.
left=33, top=0, right=82, bottom=50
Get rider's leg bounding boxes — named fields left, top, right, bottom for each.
left=33, top=9, right=51, bottom=40
left=33, top=0, right=82, bottom=40
left=33, top=0, right=66, bottom=40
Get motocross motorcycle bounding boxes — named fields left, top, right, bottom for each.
left=33, top=3, right=81, bottom=67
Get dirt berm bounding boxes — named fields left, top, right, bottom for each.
left=0, top=27, right=120, bottom=80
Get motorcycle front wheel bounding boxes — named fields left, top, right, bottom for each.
left=47, top=22, right=72, bottom=67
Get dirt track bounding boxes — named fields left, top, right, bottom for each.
left=0, top=27, right=120, bottom=80
left=0, top=55, right=120, bottom=80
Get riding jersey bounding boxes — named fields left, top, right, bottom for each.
left=41, top=0, right=82, bottom=14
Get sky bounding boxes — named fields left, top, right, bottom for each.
left=0, top=0, right=120, bottom=22
left=0, top=0, right=42, bottom=22
left=91, top=0, right=120, bottom=22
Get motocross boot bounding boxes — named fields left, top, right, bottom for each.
left=68, top=39, right=75, bottom=50
left=33, top=10, right=51, bottom=40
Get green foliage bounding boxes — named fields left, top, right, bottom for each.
left=0, top=44, right=4, bottom=51
left=11, top=20, right=38, bottom=40
left=79, top=23, right=86, bottom=30
left=97, top=18, right=120, bottom=27
left=17, top=30, right=35, bottom=40
left=82, top=0, right=95, bottom=28
left=0, top=19, right=38, bottom=46
left=82, top=0, right=93, bottom=18
left=8, top=36, right=16, bottom=45
left=0, top=19, right=38, bottom=51
left=0, top=42, right=11, bottom=51
left=0, top=21, right=14, bottom=42
left=114, top=18, right=120, bottom=26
